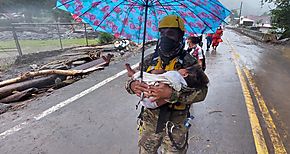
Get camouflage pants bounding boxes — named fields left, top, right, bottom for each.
left=138, top=108, right=188, bottom=154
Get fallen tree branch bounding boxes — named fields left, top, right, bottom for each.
left=0, top=67, right=104, bottom=88
left=0, top=75, right=66, bottom=99
left=0, top=54, right=113, bottom=100
left=0, top=54, right=113, bottom=88
left=0, top=88, right=38, bottom=104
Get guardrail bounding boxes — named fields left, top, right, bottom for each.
left=229, top=27, right=278, bottom=43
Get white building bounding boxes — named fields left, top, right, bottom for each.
left=240, top=16, right=254, bottom=26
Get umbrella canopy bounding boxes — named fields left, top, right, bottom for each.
left=56, top=0, right=230, bottom=79
left=56, top=0, right=230, bottom=43
left=56, top=1, right=87, bottom=23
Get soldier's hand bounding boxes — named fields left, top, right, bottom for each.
left=148, top=83, right=173, bottom=101
left=130, top=80, right=150, bottom=97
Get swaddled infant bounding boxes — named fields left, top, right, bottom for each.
left=125, top=63, right=197, bottom=109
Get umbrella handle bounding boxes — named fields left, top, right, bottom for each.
left=140, top=0, right=149, bottom=80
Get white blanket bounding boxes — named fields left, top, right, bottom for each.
left=132, top=71, right=187, bottom=109
left=132, top=71, right=187, bottom=91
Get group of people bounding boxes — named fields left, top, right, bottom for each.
left=125, top=15, right=220, bottom=153
left=184, top=26, right=223, bottom=72
left=205, top=27, right=224, bottom=51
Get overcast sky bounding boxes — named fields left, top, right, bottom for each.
left=219, top=0, right=274, bottom=16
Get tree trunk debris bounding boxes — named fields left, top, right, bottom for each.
left=0, top=40, right=154, bottom=113
left=0, top=88, right=38, bottom=104
left=0, top=54, right=113, bottom=88
left=0, top=54, right=113, bottom=101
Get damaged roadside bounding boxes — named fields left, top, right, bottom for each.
left=0, top=41, right=156, bottom=115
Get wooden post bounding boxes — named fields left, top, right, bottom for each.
left=84, top=23, right=89, bottom=46
left=56, top=23, right=63, bottom=50
left=11, top=25, right=23, bottom=56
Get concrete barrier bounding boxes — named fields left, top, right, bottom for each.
left=229, top=27, right=278, bottom=43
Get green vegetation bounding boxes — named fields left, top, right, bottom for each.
left=98, top=32, right=115, bottom=44
left=262, top=0, right=290, bottom=38
left=0, top=38, right=98, bottom=53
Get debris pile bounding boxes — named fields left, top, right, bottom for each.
left=0, top=40, right=147, bottom=114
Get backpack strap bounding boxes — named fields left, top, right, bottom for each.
left=175, top=49, right=186, bottom=68
left=201, top=48, right=206, bottom=71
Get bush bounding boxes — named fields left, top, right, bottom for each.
left=98, top=32, right=114, bottom=44
left=281, top=30, right=290, bottom=39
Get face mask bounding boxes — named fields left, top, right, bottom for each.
left=159, top=36, right=179, bottom=53
left=158, top=36, right=183, bottom=65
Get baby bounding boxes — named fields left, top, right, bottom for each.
left=125, top=63, right=197, bottom=109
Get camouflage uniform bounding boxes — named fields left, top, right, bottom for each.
left=126, top=52, right=208, bottom=154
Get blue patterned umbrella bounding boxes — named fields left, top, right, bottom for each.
left=56, top=0, right=230, bottom=78
left=56, top=0, right=230, bottom=43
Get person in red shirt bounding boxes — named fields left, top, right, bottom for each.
left=212, top=27, right=223, bottom=50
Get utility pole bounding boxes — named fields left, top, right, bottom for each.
left=239, top=1, right=243, bottom=25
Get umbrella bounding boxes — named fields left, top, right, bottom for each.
left=56, top=1, right=87, bottom=23
left=56, top=0, right=230, bottom=77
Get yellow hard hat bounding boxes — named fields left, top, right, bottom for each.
left=159, top=15, right=185, bottom=32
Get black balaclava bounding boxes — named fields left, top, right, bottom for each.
left=158, top=28, right=184, bottom=66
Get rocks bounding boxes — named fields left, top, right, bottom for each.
left=0, top=103, right=12, bottom=114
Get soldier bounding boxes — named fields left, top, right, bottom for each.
left=125, top=15, right=209, bottom=154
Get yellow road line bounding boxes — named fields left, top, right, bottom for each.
left=244, top=66, right=287, bottom=154
left=233, top=54, right=269, bottom=154
left=227, top=38, right=288, bottom=153
left=226, top=39, right=269, bottom=154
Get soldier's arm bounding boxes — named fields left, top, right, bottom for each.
left=169, top=86, right=208, bottom=105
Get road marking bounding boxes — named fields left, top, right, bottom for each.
left=244, top=65, right=287, bottom=153
left=0, top=122, right=28, bottom=138
left=0, top=63, right=139, bottom=139
left=226, top=39, right=269, bottom=153
left=227, top=38, right=287, bottom=153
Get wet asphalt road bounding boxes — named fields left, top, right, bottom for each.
left=0, top=29, right=289, bottom=154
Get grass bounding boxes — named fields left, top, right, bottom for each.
left=0, top=38, right=99, bottom=53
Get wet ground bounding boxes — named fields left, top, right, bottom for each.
left=0, top=29, right=289, bottom=153
left=226, top=30, right=290, bottom=153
